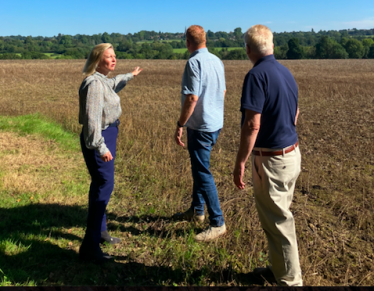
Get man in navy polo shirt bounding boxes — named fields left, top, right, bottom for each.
left=173, top=25, right=227, bottom=242
left=233, top=24, right=302, bottom=286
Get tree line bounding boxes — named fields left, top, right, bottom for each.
left=0, top=28, right=374, bottom=60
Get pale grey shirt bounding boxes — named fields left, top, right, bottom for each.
left=79, top=71, right=133, bottom=155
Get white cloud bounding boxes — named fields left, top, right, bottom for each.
left=341, top=18, right=374, bottom=29
left=305, top=18, right=374, bottom=32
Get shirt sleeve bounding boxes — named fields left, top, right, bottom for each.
left=221, top=61, right=226, bottom=91
left=109, top=73, right=134, bottom=93
left=241, top=72, right=265, bottom=114
left=83, top=80, right=109, bottom=156
left=181, top=60, right=200, bottom=96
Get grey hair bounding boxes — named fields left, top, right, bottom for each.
left=244, top=25, right=273, bottom=55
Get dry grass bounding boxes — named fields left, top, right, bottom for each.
left=0, top=131, right=87, bottom=205
left=0, top=59, right=373, bottom=286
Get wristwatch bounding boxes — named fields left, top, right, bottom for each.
left=177, top=121, right=184, bottom=128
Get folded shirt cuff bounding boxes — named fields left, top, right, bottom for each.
left=97, top=143, right=109, bottom=157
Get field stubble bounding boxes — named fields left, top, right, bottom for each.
left=0, top=59, right=373, bottom=286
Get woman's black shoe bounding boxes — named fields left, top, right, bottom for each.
left=79, top=244, right=113, bottom=263
left=100, top=230, right=121, bottom=245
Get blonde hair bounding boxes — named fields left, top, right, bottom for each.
left=186, top=25, right=206, bottom=46
left=82, top=43, right=113, bottom=76
left=244, top=25, right=273, bottom=55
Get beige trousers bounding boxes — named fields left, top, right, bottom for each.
left=252, top=146, right=303, bottom=286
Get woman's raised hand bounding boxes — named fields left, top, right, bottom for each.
left=132, top=66, right=143, bottom=76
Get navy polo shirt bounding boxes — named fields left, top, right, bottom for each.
left=241, top=54, right=298, bottom=149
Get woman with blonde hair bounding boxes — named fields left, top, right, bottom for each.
left=78, top=43, right=142, bottom=262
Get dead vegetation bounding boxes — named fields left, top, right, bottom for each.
left=0, top=59, right=373, bottom=286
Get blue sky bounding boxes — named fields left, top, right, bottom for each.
left=1, top=0, right=373, bottom=36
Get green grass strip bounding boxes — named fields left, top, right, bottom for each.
left=0, top=114, right=80, bottom=152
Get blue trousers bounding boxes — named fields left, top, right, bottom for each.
left=80, top=126, right=118, bottom=247
left=187, top=128, right=224, bottom=227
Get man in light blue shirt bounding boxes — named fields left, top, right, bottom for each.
left=174, top=25, right=226, bottom=242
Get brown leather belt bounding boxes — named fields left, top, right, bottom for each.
left=252, top=141, right=299, bottom=157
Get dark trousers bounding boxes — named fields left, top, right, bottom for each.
left=80, top=126, right=118, bottom=248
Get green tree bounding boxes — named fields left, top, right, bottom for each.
left=78, top=35, right=89, bottom=45
left=208, top=47, right=221, bottom=58
left=25, top=36, right=34, bottom=45
left=341, top=30, right=349, bottom=38
left=138, top=31, right=145, bottom=40
left=101, top=32, right=111, bottom=43
left=183, top=50, right=190, bottom=59
left=315, top=36, right=348, bottom=59
left=0, top=53, right=21, bottom=59
left=169, top=40, right=178, bottom=48
left=177, top=40, right=186, bottom=48
left=286, top=38, right=304, bottom=59
left=59, top=35, right=72, bottom=46
left=274, top=43, right=288, bottom=59
left=117, top=40, right=133, bottom=52
left=233, top=27, right=243, bottom=41
left=42, top=40, right=53, bottom=51
left=22, top=52, right=49, bottom=59
left=303, top=46, right=316, bottom=59
left=315, top=36, right=331, bottom=58
left=343, top=38, right=364, bottom=58
left=362, top=38, right=374, bottom=47
left=153, top=43, right=173, bottom=59
left=56, top=33, right=62, bottom=42
left=64, top=48, right=85, bottom=59
left=139, top=43, right=158, bottom=59
left=362, top=38, right=374, bottom=58
left=222, top=49, right=246, bottom=60
left=368, top=45, right=374, bottom=58
left=329, top=43, right=349, bottom=59
left=6, top=45, right=15, bottom=53
left=207, top=30, right=215, bottom=39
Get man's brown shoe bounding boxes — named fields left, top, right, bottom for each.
left=172, top=208, right=205, bottom=223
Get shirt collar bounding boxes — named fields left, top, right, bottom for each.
left=94, top=71, right=108, bottom=79
left=189, top=47, right=208, bottom=58
left=253, top=54, right=275, bottom=67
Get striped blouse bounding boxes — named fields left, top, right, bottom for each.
left=79, top=71, right=133, bottom=156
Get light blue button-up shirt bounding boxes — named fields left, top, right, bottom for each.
left=181, top=48, right=226, bottom=132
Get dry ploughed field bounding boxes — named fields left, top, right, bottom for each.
left=0, top=59, right=373, bottom=286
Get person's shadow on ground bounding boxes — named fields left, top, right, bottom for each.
left=0, top=203, right=272, bottom=286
